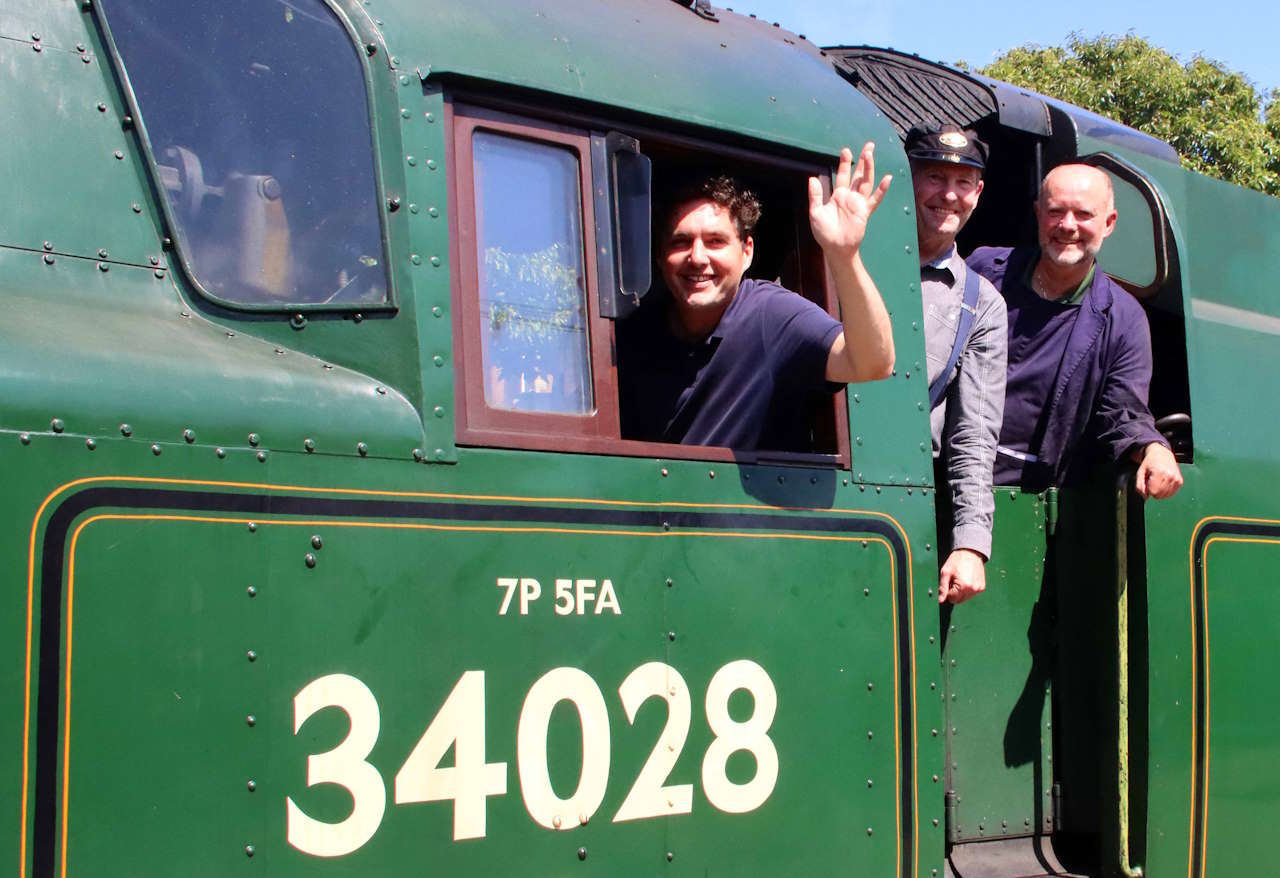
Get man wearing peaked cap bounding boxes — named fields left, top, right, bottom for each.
left=906, top=123, right=1008, bottom=605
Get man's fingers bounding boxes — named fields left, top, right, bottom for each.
left=834, top=146, right=854, bottom=192
left=807, top=176, right=824, bottom=216
left=866, top=175, right=893, bottom=213
left=1134, top=462, right=1150, bottom=498
left=937, top=577, right=950, bottom=604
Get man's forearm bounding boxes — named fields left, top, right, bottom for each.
left=827, top=253, right=894, bottom=382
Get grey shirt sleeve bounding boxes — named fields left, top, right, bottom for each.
left=921, top=254, right=1008, bottom=560
left=939, top=265, right=1007, bottom=559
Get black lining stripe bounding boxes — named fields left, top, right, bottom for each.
left=33, top=485, right=915, bottom=878
left=1188, top=520, right=1280, bottom=878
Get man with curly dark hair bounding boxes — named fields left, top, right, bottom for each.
left=618, top=144, right=896, bottom=451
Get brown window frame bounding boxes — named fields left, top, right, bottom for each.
left=449, top=100, right=850, bottom=469
left=451, top=106, right=621, bottom=449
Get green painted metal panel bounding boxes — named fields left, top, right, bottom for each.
left=379, top=0, right=869, bottom=161
left=1198, top=538, right=1280, bottom=876
left=59, top=517, right=271, bottom=876
left=0, top=250, right=425, bottom=459
left=3, top=432, right=941, bottom=876
left=406, top=87, right=457, bottom=460
left=944, top=489, right=1051, bottom=842
left=0, top=34, right=162, bottom=264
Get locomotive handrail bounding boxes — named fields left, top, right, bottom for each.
left=1114, top=468, right=1145, bottom=878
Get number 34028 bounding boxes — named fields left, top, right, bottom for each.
left=286, top=661, right=779, bottom=857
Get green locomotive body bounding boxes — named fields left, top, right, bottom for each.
left=0, top=2, right=1275, bottom=877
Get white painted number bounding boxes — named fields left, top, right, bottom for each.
left=701, top=660, right=779, bottom=814
left=286, top=674, right=387, bottom=857
left=517, top=667, right=611, bottom=830
left=613, top=662, right=693, bottom=822
left=394, top=671, right=508, bottom=840
left=288, top=661, right=779, bottom=856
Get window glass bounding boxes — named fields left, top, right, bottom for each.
left=104, top=0, right=387, bottom=307
left=472, top=132, right=593, bottom=415
left=1096, top=170, right=1158, bottom=289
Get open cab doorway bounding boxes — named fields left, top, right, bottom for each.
left=824, top=46, right=1194, bottom=878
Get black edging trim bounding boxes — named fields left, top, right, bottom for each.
left=33, top=486, right=915, bottom=878
left=1188, top=520, right=1280, bottom=878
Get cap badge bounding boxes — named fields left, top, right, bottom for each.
left=939, top=131, right=969, bottom=149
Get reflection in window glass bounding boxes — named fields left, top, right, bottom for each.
left=1097, top=171, right=1158, bottom=288
left=473, top=132, right=593, bottom=415
left=105, top=0, right=387, bottom=306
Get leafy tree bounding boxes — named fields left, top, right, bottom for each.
left=980, top=34, right=1280, bottom=196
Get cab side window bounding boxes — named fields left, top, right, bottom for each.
left=472, top=132, right=594, bottom=415
left=103, top=0, right=387, bottom=308
left=452, top=108, right=620, bottom=447
left=450, top=105, right=848, bottom=465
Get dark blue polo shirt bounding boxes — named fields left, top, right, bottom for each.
left=617, top=279, right=842, bottom=451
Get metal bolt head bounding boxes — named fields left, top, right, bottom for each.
left=667, top=851, right=674, bottom=862
left=183, top=428, right=195, bottom=443
left=667, top=631, right=676, bottom=642
left=305, top=553, right=317, bottom=568
left=113, top=150, right=123, bottom=160
left=256, top=451, right=267, bottom=463
left=151, top=444, right=162, bottom=455
left=247, top=780, right=257, bottom=792
left=311, top=535, right=323, bottom=550
left=577, top=848, right=587, bottom=861
left=357, top=442, right=368, bottom=456
left=98, top=248, right=108, bottom=258
left=245, top=845, right=255, bottom=858
left=412, top=448, right=424, bottom=462
left=247, top=586, right=256, bottom=597
left=216, top=447, right=226, bottom=459
left=97, top=262, right=109, bottom=272
left=247, top=522, right=257, bottom=532
left=376, top=386, right=387, bottom=395
left=247, top=432, right=259, bottom=447
left=246, top=714, right=256, bottom=726
left=19, top=433, right=31, bottom=445
left=85, top=438, right=96, bottom=450
left=43, top=254, right=54, bottom=265
left=120, top=423, right=132, bottom=437
left=246, top=650, right=257, bottom=662
left=50, top=418, right=64, bottom=433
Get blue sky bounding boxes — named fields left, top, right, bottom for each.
left=733, top=0, right=1277, bottom=98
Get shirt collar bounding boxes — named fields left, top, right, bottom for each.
left=1021, top=248, right=1094, bottom=306
left=923, top=244, right=957, bottom=273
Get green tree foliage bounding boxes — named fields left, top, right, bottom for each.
left=980, top=34, right=1280, bottom=196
